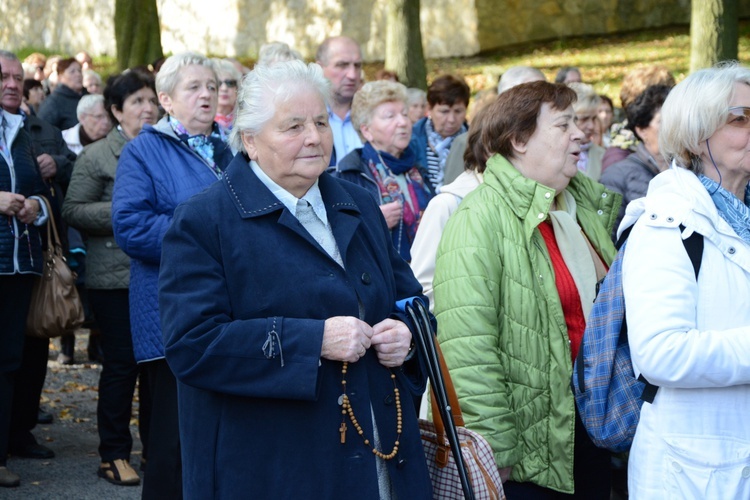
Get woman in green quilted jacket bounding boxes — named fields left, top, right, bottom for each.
left=433, top=81, right=619, bottom=498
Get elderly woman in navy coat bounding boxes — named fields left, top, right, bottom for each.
left=159, top=60, right=432, bottom=498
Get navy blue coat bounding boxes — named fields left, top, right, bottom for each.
left=159, top=154, right=433, bottom=499
left=112, top=117, right=232, bottom=362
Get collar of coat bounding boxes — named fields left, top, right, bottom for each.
left=483, top=153, right=621, bottom=242
left=220, top=153, right=364, bottom=265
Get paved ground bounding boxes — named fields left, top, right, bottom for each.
left=3, top=331, right=143, bottom=499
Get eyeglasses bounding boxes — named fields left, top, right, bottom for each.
left=219, top=79, right=238, bottom=88
left=726, top=106, right=750, bottom=128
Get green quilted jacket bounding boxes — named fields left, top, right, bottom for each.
left=433, top=154, right=619, bottom=494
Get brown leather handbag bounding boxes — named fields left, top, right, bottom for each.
left=25, top=197, right=85, bottom=338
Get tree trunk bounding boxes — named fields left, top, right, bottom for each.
left=690, top=0, right=738, bottom=72
left=115, top=0, right=164, bottom=71
left=385, top=0, right=427, bottom=90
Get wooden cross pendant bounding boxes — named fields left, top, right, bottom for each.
left=339, top=422, right=347, bottom=444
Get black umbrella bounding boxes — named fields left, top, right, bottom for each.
left=405, top=299, right=476, bottom=500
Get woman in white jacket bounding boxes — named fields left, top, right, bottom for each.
left=622, top=62, right=750, bottom=499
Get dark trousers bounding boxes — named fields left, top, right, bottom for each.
left=141, top=359, right=182, bottom=500
left=0, top=274, right=35, bottom=466
left=9, top=335, right=49, bottom=448
left=502, top=410, right=611, bottom=499
left=89, top=289, right=145, bottom=462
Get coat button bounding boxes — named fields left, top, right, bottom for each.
left=361, top=273, right=371, bottom=285
left=384, top=395, right=393, bottom=405
left=650, top=213, right=657, bottom=220
left=601, top=192, right=608, bottom=198
left=671, top=461, right=682, bottom=473
left=729, top=247, right=736, bottom=255
left=537, top=213, right=544, bottom=219
left=742, top=466, right=750, bottom=478
left=666, top=217, right=674, bottom=223
left=544, top=192, right=551, bottom=199
left=597, top=210, right=603, bottom=215
left=397, top=458, right=406, bottom=469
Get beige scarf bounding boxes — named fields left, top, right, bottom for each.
left=547, top=190, right=606, bottom=321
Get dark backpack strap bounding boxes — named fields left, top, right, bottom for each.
left=680, top=224, right=704, bottom=279
left=639, top=226, right=703, bottom=404
left=614, top=225, right=633, bottom=251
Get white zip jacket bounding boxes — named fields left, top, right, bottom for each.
left=620, top=165, right=750, bottom=499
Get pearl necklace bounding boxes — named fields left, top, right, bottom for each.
left=339, top=362, right=402, bottom=460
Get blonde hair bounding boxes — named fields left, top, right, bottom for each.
left=351, top=80, right=408, bottom=140
left=659, top=61, right=750, bottom=173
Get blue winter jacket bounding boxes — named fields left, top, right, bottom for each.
left=409, top=117, right=429, bottom=177
left=0, top=111, right=47, bottom=275
left=112, top=117, right=233, bottom=363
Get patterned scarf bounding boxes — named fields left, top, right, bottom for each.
left=362, top=142, right=432, bottom=261
left=699, top=174, right=750, bottom=243
left=425, top=118, right=467, bottom=187
left=169, top=116, right=227, bottom=178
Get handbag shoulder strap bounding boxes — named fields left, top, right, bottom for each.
left=430, top=340, right=466, bottom=466
left=37, top=196, right=62, bottom=250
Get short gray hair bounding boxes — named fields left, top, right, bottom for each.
left=498, top=66, right=546, bottom=94
left=0, top=50, right=19, bottom=62
left=406, top=88, right=426, bottom=106
left=76, top=94, right=105, bottom=120
left=351, top=80, right=408, bottom=140
left=257, top=42, right=303, bottom=66
left=567, top=82, right=600, bottom=112
left=213, top=59, right=242, bottom=82
left=229, top=60, right=331, bottom=153
left=155, top=52, right=217, bottom=96
left=660, top=61, right=750, bottom=173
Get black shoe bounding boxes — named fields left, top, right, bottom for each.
left=9, top=442, right=55, bottom=459
left=37, top=408, right=53, bottom=424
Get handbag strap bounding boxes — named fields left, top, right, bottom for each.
left=37, top=197, right=62, bottom=252
left=430, top=340, right=466, bottom=467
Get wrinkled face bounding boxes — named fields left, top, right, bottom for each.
left=319, top=39, right=362, bottom=104
left=360, top=100, right=412, bottom=157
left=0, top=57, right=24, bottom=112
left=408, top=99, right=426, bottom=124
left=701, top=83, right=750, bottom=187
left=242, top=87, right=333, bottom=198
left=84, top=74, right=102, bottom=95
left=160, top=64, right=218, bottom=136
left=429, top=101, right=467, bottom=138
left=59, top=62, right=83, bottom=92
left=113, top=86, right=159, bottom=139
left=574, top=106, right=598, bottom=145
left=80, top=101, right=112, bottom=141
left=217, top=73, right=238, bottom=111
left=513, top=103, right=584, bottom=194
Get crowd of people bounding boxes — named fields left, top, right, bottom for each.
left=1, top=35, right=750, bottom=500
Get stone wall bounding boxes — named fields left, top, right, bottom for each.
left=0, top=0, right=747, bottom=60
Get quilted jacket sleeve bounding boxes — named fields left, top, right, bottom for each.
left=433, top=204, right=521, bottom=469
left=112, top=140, right=172, bottom=265
left=63, top=146, right=111, bottom=235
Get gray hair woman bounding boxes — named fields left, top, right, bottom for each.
left=159, top=60, right=433, bottom=499
left=335, top=81, right=434, bottom=262
left=213, top=59, right=242, bottom=132
left=622, top=62, right=750, bottom=499
left=111, top=52, right=233, bottom=500
left=256, top=41, right=303, bottom=66
left=568, top=82, right=604, bottom=180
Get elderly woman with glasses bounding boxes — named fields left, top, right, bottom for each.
left=112, top=52, right=232, bottom=499
left=158, top=60, right=432, bottom=499
left=213, top=59, right=241, bottom=133
left=621, top=62, right=750, bottom=499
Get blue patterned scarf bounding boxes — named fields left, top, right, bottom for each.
left=699, top=174, right=750, bottom=243
left=169, top=117, right=227, bottom=178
